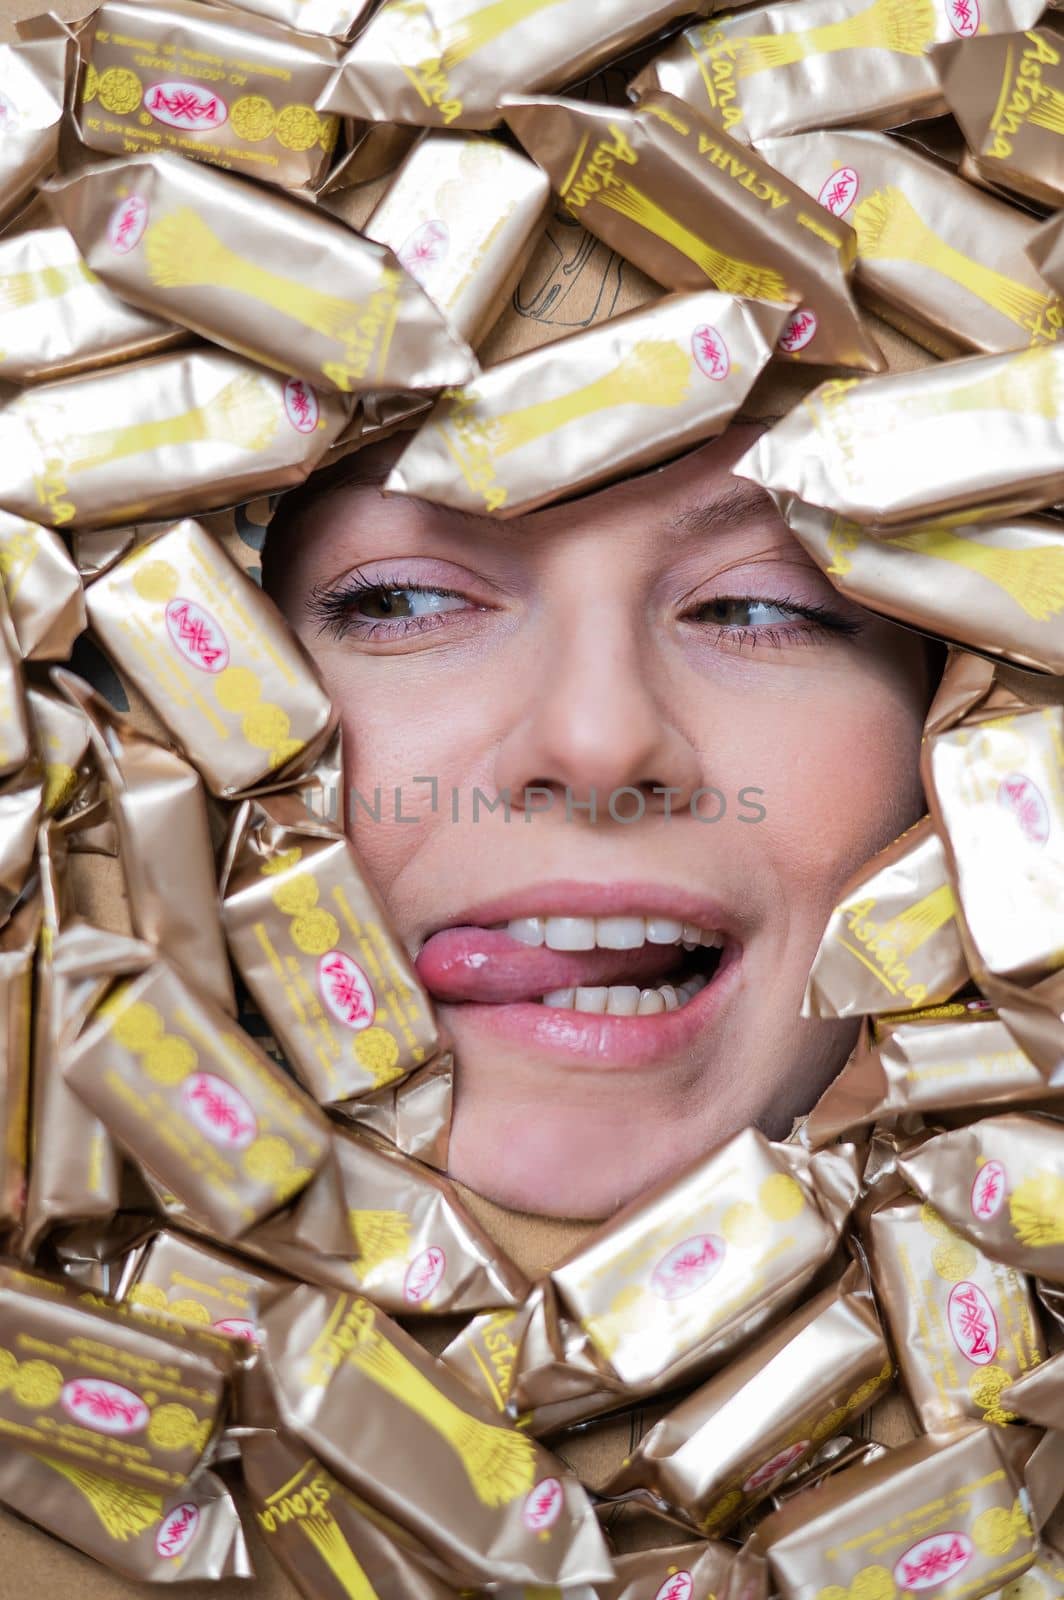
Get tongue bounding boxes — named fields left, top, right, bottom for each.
left=415, top=926, right=684, bottom=1004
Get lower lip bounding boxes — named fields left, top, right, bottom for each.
left=440, top=948, right=742, bottom=1069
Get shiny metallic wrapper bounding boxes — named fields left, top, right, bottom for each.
left=29, top=686, right=97, bottom=821
left=337, top=1048, right=453, bottom=1171
left=862, top=1184, right=1045, bottom=1431
left=220, top=792, right=438, bottom=1104
left=550, top=1128, right=860, bottom=1394
left=1029, top=211, right=1064, bottom=313
left=217, top=0, right=373, bottom=38
left=0, top=1262, right=230, bottom=1490
left=503, top=92, right=881, bottom=371
left=757, top=128, right=1064, bottom=358
left=0, top=585, right=31, bottom=782
left=364, top=130, right=551, bottom=347
left=83, top=519, right=335, bottom=798
left=900, top=1113, right=1064, bottom=1287
left=935, top=28, right=1064, bottom=211
left=387, top=290, right=788, bottom=517
left=78, top=0, right=343, bottom=191
left=606, top=1263, right=892, bottom=1535
left=0, top=511, right=85, bottom=662
left=45, top=154, right=478, bottom=395
left=1005, top=1348, right=1064, bottom=1430
left=318, top=0, right=717, bottom=131
left=0, top=765, right=41, bottom=928
left=0, top=24, right=71, bottom=229
left=754, top=1426, right=1037, bottom=1600
left=0, top=894, right=37, bottom=1238
left=62, top=954, right=333, bottom=1241
left=630, top=0, right=1046, bottom=146
left=803, top=815, right=966, bottom=1020
left=0, top=1451, right=250, bottom=1582
left=597, top=1541, right=768, bottom=1600
left=259, top=1284, right=615, bottom=1587
left=735, top=346, right=1064, bottom=530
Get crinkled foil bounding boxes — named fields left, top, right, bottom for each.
left=0, top=586, right=30, bottom=782
left=503, top=91, right=881, bottom=370
left=387, top=289, right=788, bottom=517
left=45, top=153, right=478, bottom=395
left=83, top=519, right=335, bottom=797
left=757, top=127, right=1064, bottom=357
left=0, top=512, right=85, bottom=663
left=78, top=0, right=343, bottom=190
left=597, top=1540, right=768, bottom=1600
left=0, top=895, right=37, bottom=1238
left=1005, top=1347, right=1064, bottom=1429
left=218, top=0, right=373, bottom=38
left=337, top=1049, right=453, bottom=1171
left=631, top=0, right=1046, bottom=146
left=0, top=24, right=71, bottom=229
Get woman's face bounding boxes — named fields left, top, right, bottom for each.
left=267, top=424, right=931, bottom=1219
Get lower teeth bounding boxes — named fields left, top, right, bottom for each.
left=540, top=972, right=710, bottom=1015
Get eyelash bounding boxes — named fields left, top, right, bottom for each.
left=308, top=576, right=862, bottom=649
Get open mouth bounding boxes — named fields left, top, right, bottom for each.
left=498, top=915, right=725, bottom=1015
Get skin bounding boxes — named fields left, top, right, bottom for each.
left=265, top=424, right=933, bottom=1220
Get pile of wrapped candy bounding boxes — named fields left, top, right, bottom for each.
left=5, top=0, right=1064, bottom=1592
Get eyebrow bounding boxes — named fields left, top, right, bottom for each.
left=669, top=478, right=782, bottom=540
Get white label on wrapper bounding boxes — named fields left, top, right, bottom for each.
left=651, top=1235, right=726, bottom=1300
left=146, top=81, right=228, bottom=131
left=894, top=1533, right=973, bottom=1590
left=61, top=1378, right=149, bottom=1435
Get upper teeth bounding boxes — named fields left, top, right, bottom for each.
left=503, top=916, right=723, bottom=951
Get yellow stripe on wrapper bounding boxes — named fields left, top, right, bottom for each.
left=731, top=0, right=937, bottom=76
left=883, top=525, right=1064, bottom=620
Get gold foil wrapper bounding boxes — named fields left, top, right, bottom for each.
left=363, top=130, right=551, bottom=347
left=631, top=0, right=1046, bottom=146
left=503, top=92, right=882, bottom=371
left=0, top=1262, right=230, bottom=1490
left=0, top=764, right=42, bottom=926
left=337, top=1048, right=453, bottom=1170
left=45, top=153, right=479, bottom=395
left=84, top=519, right=335, bottom=798
left=388, top=289, right=788, bottom=517
left=900, top=1113, right=1064, bottom=1287
left=606, top=1264, right=892, bottom=1535
left=0, top=584, right=30, bottom=782
left=0, top=25, right=71, bottom=229
left=319, top=0, right=717, bottom=131
left=863, top=1185, right=1045, bottom=1431
left=0, top=512, right=85, bottom=664
left=804, top=815, right=966, bottom=1020
left=736, top=345, right=1064, bottom=530
left=218, top=0, right=373, bottom=38
left=550, top=1129, right=860, bottom=1394
left=0, top=894, right=37, bottom=1238
left=28, top=687, right=96, bottom=821
left=1005, top=1348, right=1064, bottom=1430
left=755, top=1426, right=1037, bottom=1600
left=597, top=1541, right=768, bottom=1600
left=935, top=28, right=1064, bottom=210
left=757, top=128, right=1064, bottom=358
left=78, top=0, right=342, bottom=191
left=260, top=1284, right=614, bottom=1587
left=220, top=791, right=438, bottom=1104
left=1029, top=211, right=1064, bottom=313
left=62, top=954, right=333, bottom=1241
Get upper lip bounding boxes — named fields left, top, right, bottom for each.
left=419, top=879, right=748, bottom=941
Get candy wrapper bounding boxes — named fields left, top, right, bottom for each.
left=83, top=518, right=335, bottom=797
left=61, top=952, right=334, bottom=1241
left=899, top=1113, right=1064, bottom=1286
left=502, top=92, right=882, bottom=371
left=862, top=1184, right=1046, bottom=1431
left=259, top=1284, right=614, bottom=1587
left=631, top=0, right=1046, bottom=146
left=1004, top=1347, right=1064, bottom=1429
left=387, top=290, right=787, bottom=516
left=221, top=0, right=372, bottom=38
left=219, top=791, right=438, bottom=1104
left=0, top=586, right=30, bottom=783
left=363, top=130, right=551, bottom=347
left=78, top=0, right=342, bottom=191
left=756, top=129, right=1064, bottom=357
left=45, top=154, right=479, bottom=395
left=319, top=0, right=717, bottom=131
left=0, top=895, right=37, bottom=1239
left=338, top=1049, right=453, bottom=1170
left=935, top=27, right=1064, bottom=210
left=597, top=1541, right=768, bottom=1600
left=605, top=1263, right=892, bottom=1534
left=0, top=24, right=71, bottom=229
left=754, top=1425, right=1038, bottom=1600
left=0, top=512, right=85, bottom=663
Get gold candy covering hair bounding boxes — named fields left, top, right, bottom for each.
left=387, top=290, right=788, bottom=517
left=0, top=586, right=31, bottom=783
left=935, top=28, right=1064, bottom=210
left=77, top=0, right=343, bottom=190
left=631, top=0, right=1047, bottom=146
left=0, top=511, right=85, bottom=663
left=45, top=154, right=479, bottom=396
left=0, top=23, right=71, bottom=229
left=502, top=92, right=882, bottom=371
left=757, top=128, right=1064, bottom=358
left=0, top=894, right=37, bottom=1239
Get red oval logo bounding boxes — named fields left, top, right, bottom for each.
left=522, top=1477, right=563, bottom=1532
left=181, top=1072, right=258, bottom=1150
left=692, top=325, right=730, bottom=381
left=651, top=1234, right=726, bottom=1300
left=742, top=1439, right=810, bottom=1493
left=397, top=218, right=450, bottom=284
left=971, top=1160, right=1007, bottom=1221
left=213, top=1316, right=257, bottom=1342
left=818, top=166, right=860, bottom=217
left=894, top=1533, right=974, bottom=1590
left=107, top=194, right=148, bottom=255
left=945, top=0, right=980, bottom=37
left=146, top=81, right=228, bottom=131
left=998, top=772, right=1050, bottom=846
left=403, top=1246, right=446, bottom=1306
left=164, top=598, right=230, bottom=674
left=284, top=377, right=320, bottom=434
left=155, top=1502, right=201, bottom=1558
left=778, top=307, right=818, bottom=354
left=655, top=1574, right=694, bottom=1600
left=947, top=1281, right=998, bottom=1366
left=61, top=1378, right=149, bottom=1436
left=317, top=950, right=376, bottom=1032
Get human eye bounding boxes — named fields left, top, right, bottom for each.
left=307, top=565, right=484, bottom=642
left=682, top=592, right=863, bottom=652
